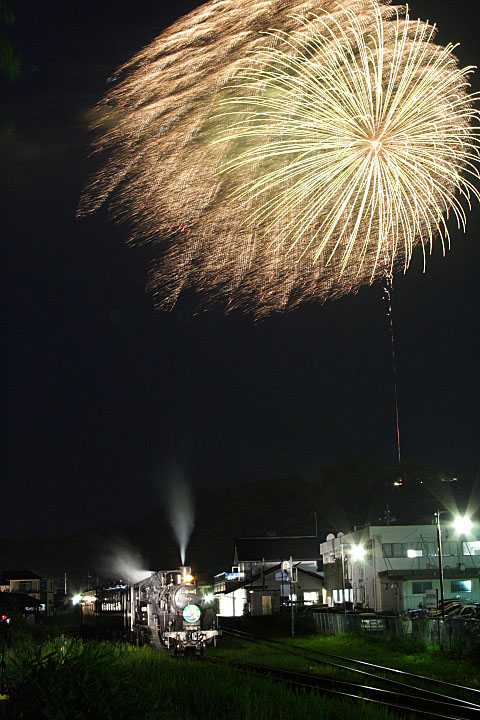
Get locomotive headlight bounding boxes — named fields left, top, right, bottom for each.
left=184, top=573, right=194, bottom=583
left=183, top=604, right=201, bottom=623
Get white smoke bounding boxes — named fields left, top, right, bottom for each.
left=165, top=465, right=195, bottom=565
left=101, top=541, right=152, bottom=584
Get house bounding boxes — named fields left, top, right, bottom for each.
left=319, top=524, right=480, bottom=613
left=214, top=536, right=324, bottom=616
left=0, top=571, right=54, bottom=617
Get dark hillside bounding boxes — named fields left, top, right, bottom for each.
left=0, top=459, right=476, bottom=581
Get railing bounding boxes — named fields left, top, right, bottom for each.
left=218, top=610, right=480, bottom=653
left=303, top=611, right=480, bottom=652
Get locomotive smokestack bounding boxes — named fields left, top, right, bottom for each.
left=180, top=566, right=193, bottom=583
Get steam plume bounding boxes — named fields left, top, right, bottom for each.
left=165, top=466, right=195, bottom=565
left=100, top=540, right=151, bottom=584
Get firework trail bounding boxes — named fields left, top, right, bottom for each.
left=79, top=0, right=480, bottom=315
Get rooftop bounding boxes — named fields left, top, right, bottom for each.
left=1, top=570, right=41, bottom=582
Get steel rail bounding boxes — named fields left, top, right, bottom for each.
left=220, top=627, right=480, bottom=712
left=207, top=655, right=477, bottom=720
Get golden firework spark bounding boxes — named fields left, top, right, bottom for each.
left=79, top=0, right=480, bottom=315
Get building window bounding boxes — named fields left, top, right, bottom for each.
left=428, top=542, right=458, bottom=557
left=355, top=586, right=365, bottom=603
left=463, top=541, right=480, bottom=556
left=303, top=592, right=318, bottom=605
left=411, top=581, right=432, bottom=595
left=383, top=542, right=424, bottom=558
left=442, top=542, right=458, bottom=556
left=392, top=543, right=403, bottom=558
left=407, top=549, right=422, bottom=558
left=451, top=580, right=472, bottom=593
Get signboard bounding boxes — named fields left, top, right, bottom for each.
left=425, top=589, right=437, bottom=609
left=183, top=604, right=201, bottom=623
left=225, top=572, right=245, bottom=581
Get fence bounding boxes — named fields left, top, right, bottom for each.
left=218, top=611, right=480, bottom=653
left=303, top=611, right=480, bottom=652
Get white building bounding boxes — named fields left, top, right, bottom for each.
left=0, top=570, right=54, bottom=617
left=215, top=536, right=324, bottom=616
left=320, top=524, right=480, bottom=613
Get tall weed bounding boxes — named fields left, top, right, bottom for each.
left=2, top=637, right=402, bottom=720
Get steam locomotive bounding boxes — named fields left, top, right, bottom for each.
left=80, top=567, right=219, bottom=654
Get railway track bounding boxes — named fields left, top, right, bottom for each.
left=214, top=627, right=480, bottom=719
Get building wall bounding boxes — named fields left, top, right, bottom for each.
left=216, top=560, right=323, bottom=616
left=320, top=525, right=480, bottom=613
left=403, top=576, right=480, bottom=610
left=218, top=588, right=247, bottom=617
left=9, top=577, right=55, bottom=616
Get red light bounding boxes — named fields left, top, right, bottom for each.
left=1, top=615, right=7, bottom=621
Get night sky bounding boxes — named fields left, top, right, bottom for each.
left=4, top=0, right=479, bottom=538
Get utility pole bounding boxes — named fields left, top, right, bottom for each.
left=290, top=556, right=295, bottom=638
left=341, top=543, right=347, bottom=616
left=434, top=510, right=446, bottom=623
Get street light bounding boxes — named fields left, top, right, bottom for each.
left=341, top=543, right=365, bottom=614
left=434, top=511, right=473, bottom=623
left=453, top=515, right=473, bottom=536
left=351, top=544, right=366, bottom=562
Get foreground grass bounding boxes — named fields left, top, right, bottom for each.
left=215, top=632, right=480, bottom=695
left=291, top=634, right=480, bottom=687
left=1, top=636, right=405, bottom=720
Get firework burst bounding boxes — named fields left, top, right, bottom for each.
left=79, top=0, right=480, bottom=314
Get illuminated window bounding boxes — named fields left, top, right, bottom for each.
left=451, top=580, right=472, bottom=593
left=407, top=549, right=422, bottom=558
left=463, top=541, right=480, bottom=556
left=383, top=542, right=423, bottom=558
